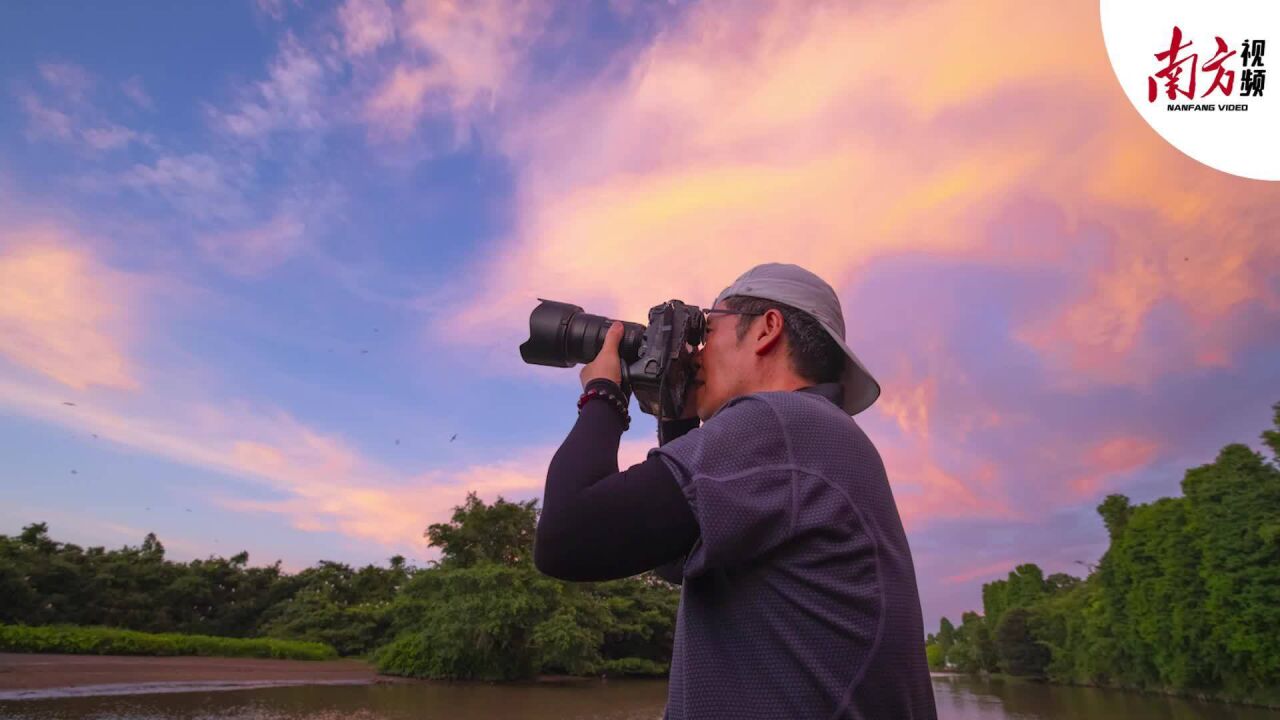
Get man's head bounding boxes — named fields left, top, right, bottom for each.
left=690, top=263, right=881, bottom=420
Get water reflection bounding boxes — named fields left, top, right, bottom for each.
left=932, top=674, right=1280, bottom=720
left=0, top=681, right=670, bottom=720
left=2, top=675, right=1279, bottom=719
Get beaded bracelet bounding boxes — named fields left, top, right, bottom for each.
left=578, top=381, right=631, bottom=430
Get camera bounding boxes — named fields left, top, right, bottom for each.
left=519, top=299, right=705, bottom=425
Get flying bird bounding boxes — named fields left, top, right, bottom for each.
left=70, top=469, right=77, bottom=474
left=450, top=433, right=457, bottom=442
left=62, top=401, right=76, bottom=406
left=92, top=433, right=98, bottom=438
left=361, top=349, right=369, bottom=354
left=395, top=438, right=400, bottom=445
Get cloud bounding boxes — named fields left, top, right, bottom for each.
left=0, top=365, right=561, bottom=553
left=1068, top=436, right=1162, bottom=498
left=121, top=76, right=153, bottom=110
left=364, top=64, right=451, bottom=138
left=82, top=124, right=140, bottom=151
left=0, top=227, right=140, bottom=390
left=17, top=63, right=149, bottom=152
left=38, top=62, right=92, bottom=101
left=216, top=33, right=327, bottom=138
left=18, top=93, right=75, bottom=142
left=438, top=0, right=1279, bottom=382
left=362, top=0, right=551, bottom=138
left=942, top=559, right=1025, bottom=586
left=198, top=213, right=306, bottom=276
left=338, top=0, right=396, bottom=57
left=118, top=153, right=252, bottom=222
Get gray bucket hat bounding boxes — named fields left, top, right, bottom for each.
left=713, top=262, right=881, bottom=416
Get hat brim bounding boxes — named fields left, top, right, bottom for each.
left=813, top=317, right=880, bottom=416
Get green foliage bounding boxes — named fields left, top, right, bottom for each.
left=925, top=642, right=945, bottom=670
left=931, top=403, right=1280, bottom=705
left=944, top=611, right=997, bottom=674
left=0, top=624, right=335, bottom=660
left=376, top=564, right=563, bottom=681
left=599, top=657, right=669, bottom=676
left=425, top=491, right=539, bottom=569
left=993, top=608, right=1049, bottom=677
left=0, top=491, right=682, bottom=681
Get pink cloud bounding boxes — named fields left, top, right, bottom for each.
left=1069, top=436, right=1162, bottom=499
left=217, top=33, right=327, bottom=138
left=338, top=0, right=396, bottom=57
left=364, top=64, right=451, bottom=138
left=0, top=228, right=140, bottom=391
left=362, top=0, right=551, bottom=138
left=429, top=0, right=1278, bottom=398
left=942, top=559, right=1022, bottom=586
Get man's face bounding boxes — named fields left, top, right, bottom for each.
left=691, top=301, right=753, bottom=421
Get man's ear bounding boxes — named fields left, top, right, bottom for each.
left=753, top=309, right=785, bottom=356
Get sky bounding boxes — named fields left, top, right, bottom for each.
left=1, top=0, right=1278, bottom=633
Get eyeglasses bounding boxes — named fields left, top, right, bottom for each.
left=702, top=308, right=763, bottom=319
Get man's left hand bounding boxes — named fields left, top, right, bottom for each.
left=580, top=320, right=624, bottom=390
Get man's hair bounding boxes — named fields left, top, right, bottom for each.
left=722, top=295, right=845, bottom=384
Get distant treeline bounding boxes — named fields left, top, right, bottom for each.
left=0, top=492, right=678, bottom=681
left=927, top=401, right=1280, bottom=707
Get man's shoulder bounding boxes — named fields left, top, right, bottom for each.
left=713, top=389, right=846, bottom=426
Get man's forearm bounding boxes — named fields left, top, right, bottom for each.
left=534, top=394, right=700, bottom=582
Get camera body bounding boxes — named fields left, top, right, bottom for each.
left=519, top=298, right=705, bottom=421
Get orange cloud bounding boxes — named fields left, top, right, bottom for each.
left=0, top=229, right=140, bottom=390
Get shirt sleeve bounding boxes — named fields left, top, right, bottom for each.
left=648, top=395, right=797, bottom=579
left=534, top=387, right=700, bottom=582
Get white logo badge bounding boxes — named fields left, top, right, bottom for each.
left=1100, top=0, right=1277, bottom=181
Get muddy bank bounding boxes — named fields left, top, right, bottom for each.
left=0, top=653, right=380, bottom=700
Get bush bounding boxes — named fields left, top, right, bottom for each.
left=925, top=642, right=945, bottom=670
left=599, top=657, right=668, bottom=677
left=375, top=564, right=564, bottom=681
left=0, top=624, right=336, bottom=660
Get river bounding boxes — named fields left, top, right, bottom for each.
left=1, top=674, right=1278, bottom=719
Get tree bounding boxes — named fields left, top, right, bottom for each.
left=425, top=492, right=538, bottom=569
left=936, top=616, right=956, bottom=662
left=1097, top=494, right=1133, bottom=540
left=994, top=607, right=1049, bottom=677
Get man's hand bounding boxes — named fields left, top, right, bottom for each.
left=679, top=363, right=701, bottom=420
left=579, top=320, right=624, bottom=390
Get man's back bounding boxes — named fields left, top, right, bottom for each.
left=651, top=386, right=936, bottom=719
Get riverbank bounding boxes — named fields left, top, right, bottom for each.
left=0, top=653, right=381, bottom=700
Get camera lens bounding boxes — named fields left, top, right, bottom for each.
left=520, top=299, right=645, bottom=367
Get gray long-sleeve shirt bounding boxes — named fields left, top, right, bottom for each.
left=537, top=382, right=936, bottom=719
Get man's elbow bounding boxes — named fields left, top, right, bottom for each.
left=533, top=524, right=578, bottom=581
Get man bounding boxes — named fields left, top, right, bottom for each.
left=535, top=263, right=936, bottom=719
